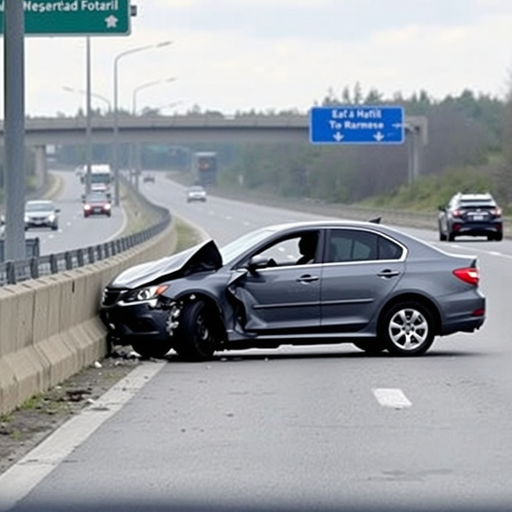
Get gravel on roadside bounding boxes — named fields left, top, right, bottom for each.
left=0, top=349, right=146, bottom=475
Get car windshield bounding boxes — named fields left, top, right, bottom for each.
left=460, top=199, right=495, bottom=207
left=189, top=186, right=205, bottom=192
left=219, top=227, right=277, bottom=265
left=25, top=202, right=54, bottom=212
left=86, top=193, right=108, bottom=202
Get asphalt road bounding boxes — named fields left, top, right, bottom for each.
left=2, top=172, right=512, bottom=512
left=25, top=170, right=126, bottom=255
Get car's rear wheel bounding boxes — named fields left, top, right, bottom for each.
left=439, top=230, right=447, bottom=241
left=380, top=301, right=435, bottom=356
left=131, top=339, right=173, bottom=359
left=353, top=340, right=386, bottom=355
left=448, top=232, right=455, bottom=241
left=174, top=300, right=219, bottom=361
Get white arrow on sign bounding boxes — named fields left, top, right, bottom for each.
left=333, top=131, right=344, bottom=142
left=374, top=131, right=385, bottom=142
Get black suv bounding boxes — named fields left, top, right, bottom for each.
left=438, top=193, right=503, bottom=241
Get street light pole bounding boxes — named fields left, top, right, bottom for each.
left=130, top=77, right=176, bottom=189
left=85, top=36, right=92, bottom=195
left=63, top=86, right=111, bottom=112
left=112, top=41, right=172, bottom=206
left=131, top=77, right=177, bottom=114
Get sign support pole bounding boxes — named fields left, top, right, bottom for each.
left=3, top=2, right=26, bottom=261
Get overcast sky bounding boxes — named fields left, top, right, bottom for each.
left=2, top=0, right=512, bottom=117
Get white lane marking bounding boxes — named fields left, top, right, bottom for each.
left=372, top=388, right=412, bottom=409
left=434, top=243, right=512, bottom=260
left=106, top=203, right=127, bottom=242
left=0, top=361, right=166, bottom=512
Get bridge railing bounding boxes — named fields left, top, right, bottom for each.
left=0, top=179, right=171, bottom=287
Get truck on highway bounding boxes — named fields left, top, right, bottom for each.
left=81, top=164, right=114, bottom=200
left=192, top=152, right=217, bottom=186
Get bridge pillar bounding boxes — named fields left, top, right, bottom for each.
left=33, top=145, right=47, bottom=190
left=406, top=119, right=428, bottom=185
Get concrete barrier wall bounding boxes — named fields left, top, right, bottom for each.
left=0, top=221, right=177, bottom=415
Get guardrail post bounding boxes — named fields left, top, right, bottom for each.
left=65, top=251, right=73, bottom=270
left=30, top=257, right=39, bottom=279
left=50, top=254, right=58, bottom=274
left=6, top=261, right=17, bottom=285
left=88, top=246, right=95, bottom=264
left=97, top=245, right=103, bottom=260
left=77, top=249, right=84, bottom=267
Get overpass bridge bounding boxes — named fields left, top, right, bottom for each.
left=0, top=113, right=428, bottom=186
left=0, top=113, right=428, bottom=146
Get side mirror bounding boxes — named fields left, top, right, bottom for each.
left=248, top=255, right=272, bottom=273
left=55, top=208, right=61, bottom=213
left=438, top=206, right=446, bottom=212
left=81, top=194, right=86, bottom=203
left=0, top=215, right=5, bottom=226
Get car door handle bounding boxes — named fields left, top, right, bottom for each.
left=377, top=270, right=400, bottom=278
left=297, top=275, right=319, bottom=283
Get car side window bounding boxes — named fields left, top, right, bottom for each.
left=326, top=230, right=402, bottom=262
left=254, top=231, right=320, bottom=267
left=378, top=236, right=403, bottom=260
left=327, top=230, right=377, bottom=262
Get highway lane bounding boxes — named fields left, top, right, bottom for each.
left=26, top=170, right=126, bottom=255
left=5, top=172, right=512, bottom=511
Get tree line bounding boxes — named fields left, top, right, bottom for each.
left=218, top=84, right=509, bottom=206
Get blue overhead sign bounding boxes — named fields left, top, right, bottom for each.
left=309, top=105, right=405, bottom=145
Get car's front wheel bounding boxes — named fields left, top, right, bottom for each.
left=380, top=301, right=435, bottom=356
left=174, top=300, right=219, bottom=361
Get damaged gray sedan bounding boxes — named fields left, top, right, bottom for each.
left=100, top=220, right=485, bottom=360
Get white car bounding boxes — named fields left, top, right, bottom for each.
left=24, top=200, right=60, bottom=231
left=186, top=185, right=207, bottom=203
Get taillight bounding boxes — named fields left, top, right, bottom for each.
left=452, top=209, right=461, bottom=217
left=491, top=207, right=502, bottom=216
left=453, top=267, right=479, bottom=286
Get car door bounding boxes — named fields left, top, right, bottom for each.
left=232, top=231, right=322, bottom=334
left=320, top=228, right=405, bottom=333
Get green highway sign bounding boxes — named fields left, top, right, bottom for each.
left=0, top=0, right=131, bottom=36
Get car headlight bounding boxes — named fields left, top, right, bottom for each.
left=104, top=203, right=111, bottom=210
left=48, top=214, right=56, bottom=221
left=124, top=285, right=169, bottom=304
left=24, top=216, right=29, bottom=222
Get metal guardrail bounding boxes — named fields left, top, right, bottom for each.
left=0, top=181, right=171, bottom=287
